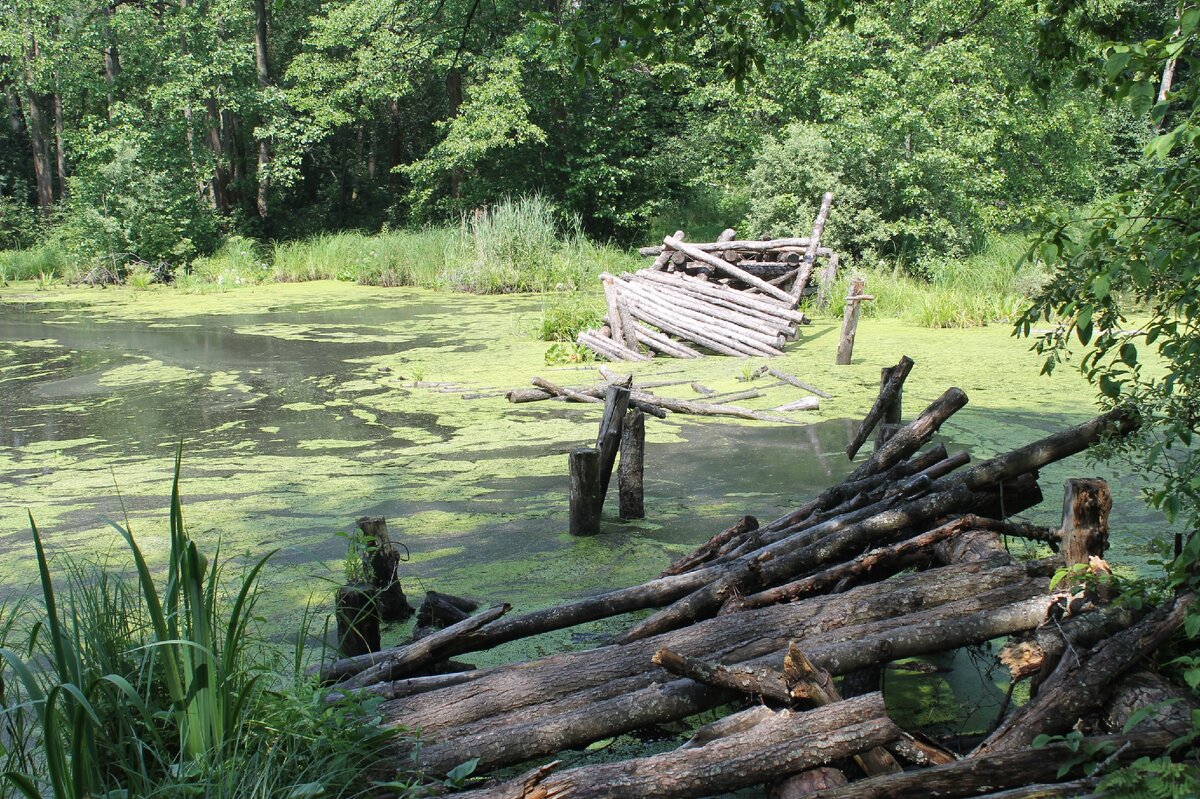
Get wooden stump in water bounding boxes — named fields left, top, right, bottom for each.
left=1060, top=478, right=1111, bottom=568
left=569, top=447, right=602, bottom=536
left=836, top=276, right=866, bottom=365
left=619, top=408, right=645, bottom=520
left=356, top=515, right=414, bottom=622
left=336, top=583, right=380, bottom=658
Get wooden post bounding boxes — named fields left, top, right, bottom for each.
left=336, top=584, right=380, bottom=657
left=569, top=447, right=602, bottom=536
left=1060, top=478, right=1112, bottom=567
left=595, top=385, right=632, bottom=500
left=619, top=408, right=645, bottom=520
left=874, top=363, right=905, bottom=453
left=356, top=515, right=413, bottom=622
left=835, top=276, right=866, bottom=365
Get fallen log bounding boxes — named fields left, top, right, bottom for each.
left=629, top=390, right=799, bottom=423
left=848, top=356, right=914, bottom=459
left=399, top=584, right=1056, bottom=774
left=639, top=237, right=826, bottom=257
left=577, top=329, right=649, bottom=362
left=649, top=230, right=685, bottom=269
left=766, top=366, right=831, bottom=398
left=775, top=397, right=821, bottom=412
left=1103, top=668, right=1199, bottom=735
left=452, top=694, right=898, bottom=799
left=527, top=377, right=668, bottom=418
left=633, top=323, right=703, bottom=358
left=339, top=603, right=510, bottom=690
left=800, top=732, right=1175, bottom=799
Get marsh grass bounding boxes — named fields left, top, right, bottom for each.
left=0, top=240, right=68, bottom=281
left=0, top=451, right=396, bottom=799
left=814, top=235, right=1046, bottom=328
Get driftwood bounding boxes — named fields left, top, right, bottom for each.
left=765, top=366, right=831, bottom=398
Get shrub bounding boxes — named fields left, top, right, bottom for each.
left=0, top=452, right=396, bottom=798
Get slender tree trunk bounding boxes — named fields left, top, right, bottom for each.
left=3, top=79, right=25, bottom=139
left=447, top=70, right=463, bottom=199
left=21, top=41, right=54, bottom=212
left=102, top=2, right=121, bottom=121
left=52, top=78, right=66, bottom=199
left=203, top=97, right=228, bottom=212
left=253, top=0, right=270, bottom=221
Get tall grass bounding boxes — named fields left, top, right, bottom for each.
left=0, top=240, right=68, bottom=281
left=813, top=234, right=1046, bottom=328
left=0, top=451, right=397, bottom=799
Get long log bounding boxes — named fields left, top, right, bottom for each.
left=633, top=323, right=703, bottom=358
left=930, top=408, right=1138, bottom=494
left=633, top=270, right=807, bottom=322
left=612, top=273, right=792, bottom=341
left=398, top=583, right=1056, bottom=774
left=733, top=515, right=994, bottom=611
left=650, top=229, right=685, bottom=269
left=528, top=377, right=668, bottom=418
left=339, top=603, right=510, bottom=689
left=664, top=236, right=797, bottom=304
left=800, top=732, right=1174, bottom=799
left=790, top=191, right=833, bottom=300
left=629, top=390, right=799, bottom=423
left=638, top=238, right=831, bottom=257
left=452, top=694, right=898, bottom=799
left=848, top=356, right=914, bottom=459
left=846, top=387, right=968, bottom=482
left=624, top=296, right=766, bottom=357
left=577, top=330, right=649, bottom=362
left=767, top=366, right=831, bottom=398
left=615, top=483, right=982, bottom=642
left=620, top=282, right=786, bottom=354
left=383, top=562, right=1044, bottom=737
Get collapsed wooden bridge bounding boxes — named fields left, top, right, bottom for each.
left=320, top=381, right=1195, bottom=797
left=577, top=194, right=856, bottom=362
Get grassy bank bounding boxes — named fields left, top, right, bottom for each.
left=1, top=196, right=1046, bottom=333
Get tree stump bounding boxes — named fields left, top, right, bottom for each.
left=619, top=408, right=645, bottom=520
left=336, top=583, right=380, bottom=658
left=1060, top=478, right=1112, bottom=567
left=570, top=447, right=602, bottom=536
left=356, top=515, right=413, bottom=622
left=836, top=276, right=866, bottom=365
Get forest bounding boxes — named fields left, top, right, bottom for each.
left=1, top=0, right=1198, bottom=797
left=0, top=0, right=1167, bottom=277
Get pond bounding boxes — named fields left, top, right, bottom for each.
left=0, top=280, right=1178, bottom=734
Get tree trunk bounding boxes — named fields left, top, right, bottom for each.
left=22, top=41, right=54, bottom=212
left=253, top=0, right=271, bottom=221
left=52, top=80, right=66, bottom=199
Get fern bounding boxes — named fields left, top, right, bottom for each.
left=1098, top=756, right=1200, bottom=799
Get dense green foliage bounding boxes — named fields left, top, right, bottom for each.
left=0, top=0, right=1141, bottom=280
left=1013, top=0, right=1200, bottom=786
left=0, top=456, right=396, bottom=798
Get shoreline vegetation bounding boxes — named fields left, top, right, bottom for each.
left=0, top=195, right=1050, bottom=335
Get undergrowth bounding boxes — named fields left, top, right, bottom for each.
left=0, top=450, right=405, bottom=799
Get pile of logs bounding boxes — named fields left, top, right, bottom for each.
left=576, top=194, right=839, bottom=361
left=319, top=378, right=1195, bottom=798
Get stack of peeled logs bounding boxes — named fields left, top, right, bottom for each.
left=577, top=193, right=839, bottom=361
left=317, top=386, right=1196, bottom=799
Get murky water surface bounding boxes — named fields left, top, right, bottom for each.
left=0, top=282, right=1179, bottom=735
